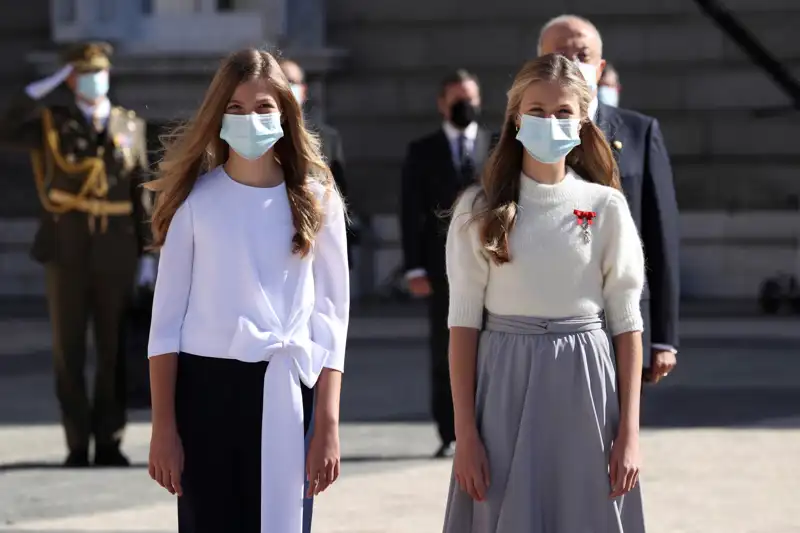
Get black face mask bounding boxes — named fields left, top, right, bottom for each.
left=449, top=100, right=479, bottom=129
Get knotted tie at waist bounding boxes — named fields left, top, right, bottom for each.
left=228, top=317, right=329, bottom=533
left=483, top=312, right=605, bottom=335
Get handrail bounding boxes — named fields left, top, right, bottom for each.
left=693, top=0, right=800, bottom=111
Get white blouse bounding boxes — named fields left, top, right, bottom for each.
left=148, top=165, right=349, bottom=533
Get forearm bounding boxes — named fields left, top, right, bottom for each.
left=314, top=368, right=342, bottom=425
left=149, top=354, right=178, bottom=429
left=612, top=331, right=643, bottom=435
left=449, top=326, right=480, bottom=437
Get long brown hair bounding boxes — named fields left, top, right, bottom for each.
left=471, top=53, right=620, bottom=265
left=147, top=48, right=334, bottom=256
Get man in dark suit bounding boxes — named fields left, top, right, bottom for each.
left=539, top=15, right=681, bottom=383
left=279, top=58, right=356, bottom=267
left=400, top=69, right=492, bottom=458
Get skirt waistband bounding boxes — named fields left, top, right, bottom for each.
left=483, top=312, right=604, bottom=335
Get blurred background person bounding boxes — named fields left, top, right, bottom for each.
left=538, top=14, right=681, bottom=385
left=279, top=57, right=357, bottom=269
left=399, top=69, right=492, bottom=459
left=598, top=62, right=621, bottom=107
left=0, top=42, right=152, bottom=468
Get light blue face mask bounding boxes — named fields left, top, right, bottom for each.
left=220, top=112, right=284, bottom=160
left=516, top=114, right=582, bottom=164
left=76, top=70, right=109, bottom=101
left=598, top=86, right=619, bottom=107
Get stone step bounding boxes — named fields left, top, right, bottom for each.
left=329, top=0, right=800, bottom=23
left=328, top=12, right=800, bottom=71
left=332, top=112, right=799, bottom=164
left=328, top=63, right=800, bottom=127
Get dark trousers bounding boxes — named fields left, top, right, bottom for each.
left=45, top=262, right=134, bottom=453
left=429, top=279, right=455, bottom=445
left=175, top=353, right=314, bottom=533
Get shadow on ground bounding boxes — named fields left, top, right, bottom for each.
left=2, top=339, right=799, bottom=429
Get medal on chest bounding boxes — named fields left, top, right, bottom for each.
left=573, top=209, right=597, bottom=243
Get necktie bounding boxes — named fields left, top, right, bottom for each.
left=458, top=134, right=475, bottom=183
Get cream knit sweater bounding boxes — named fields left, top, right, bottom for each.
left=446, top=169, right=645, bottom=336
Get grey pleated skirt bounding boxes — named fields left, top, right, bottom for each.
left=442, top=313, right=646, bottom=533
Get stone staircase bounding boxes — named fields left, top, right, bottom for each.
left=325, top=0, right=800, bottom=298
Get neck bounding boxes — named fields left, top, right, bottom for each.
left=521, top=154, right=566, bottom=185
left=224, top=150, right=283, bottom=188
left=76, top=94, right=108, bottom=108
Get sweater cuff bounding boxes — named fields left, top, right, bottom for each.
left=606, top=300, right=644, bottom=336
left=448, top=294, right=484, bottom=329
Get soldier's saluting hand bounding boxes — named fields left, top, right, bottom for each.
left=0, top=42, right=153, bottom=468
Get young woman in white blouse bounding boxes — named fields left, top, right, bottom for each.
left=442, top=54, right=647, bottom=533
left=145, top=49, right=349, bottom=533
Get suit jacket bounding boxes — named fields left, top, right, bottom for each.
left=400, top=126, right=492, bottom=283
left=595, top=103, right=681, bottom=351
left=315, top=122, right=357, bottom=267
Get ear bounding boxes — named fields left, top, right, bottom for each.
left=596, top=59, right=607, bottom=83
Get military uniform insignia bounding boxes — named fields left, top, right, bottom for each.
left=114, top=133, right=132, bottom=148
left=612, top=140, right=623, bottom=151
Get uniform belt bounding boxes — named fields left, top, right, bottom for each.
left=48, top=189, right=133, bottom=233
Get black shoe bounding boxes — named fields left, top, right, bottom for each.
left=64, top=449, right=90, bottom=468
left=93, top=446, right=130, bottom=467
left=434, top=441, right=456, bottom=459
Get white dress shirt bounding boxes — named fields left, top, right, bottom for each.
left=405, top=121, right=479, bottom=281
left=76, top=97, right=111, bottom=130
left=148, top=166, right=349, bottom=533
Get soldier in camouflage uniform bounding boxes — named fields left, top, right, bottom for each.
left=0, top=42, right=151, bottom=467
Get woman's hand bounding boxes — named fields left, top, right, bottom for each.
left=609, top=429, right=641, bottom=498
left=148, top=422, right=184, bottom=496
left=306, top=418, right=341, bottom=497
left=453, top=427, right=490, bottom=501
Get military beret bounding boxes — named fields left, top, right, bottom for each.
left=62, top=41, right=113, bottom=72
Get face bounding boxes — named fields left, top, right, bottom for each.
left=600, top=69, right=619, bottom=89
left=437, top=80, right=481, bottom=121
left=280, top=61, right=307, bottom=105
left=539, top=20, right=606, bottom=84
left=225, top=78, right=282, bottom=115
left=66, top=68, right=110, bottom=103
left=516, top=80, right=582, bottom=126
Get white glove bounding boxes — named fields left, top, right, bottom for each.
left=136, top=255, right=158, bottom=288
left=25, top=64, right=74, bottom=100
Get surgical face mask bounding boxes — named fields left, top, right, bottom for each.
left=576, top=62, right=598, bottom=93
left=220, top=112, right=284, bottom=161
left=76, top=70, right=109, bottom=101
left=289, top=83, right=304, bottom=105
left=598, top=86, right=619, bottom=107
left=516, top=114, right=582, bottom=164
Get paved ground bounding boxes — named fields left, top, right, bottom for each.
left=1, top=308, right=800, bottom=532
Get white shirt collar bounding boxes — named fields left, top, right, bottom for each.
left=442, top=120, right=479, bottom=142
left=76, top=97, right=111, bottom=123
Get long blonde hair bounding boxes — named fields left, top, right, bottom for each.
left=147, top=48, right=334, bottom=256
left=473, top=53, right=620, bottom=264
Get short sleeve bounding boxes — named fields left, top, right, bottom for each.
left=600, top=190, right=646, bottom=335
left=446, top=187, right=490, bottom=328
